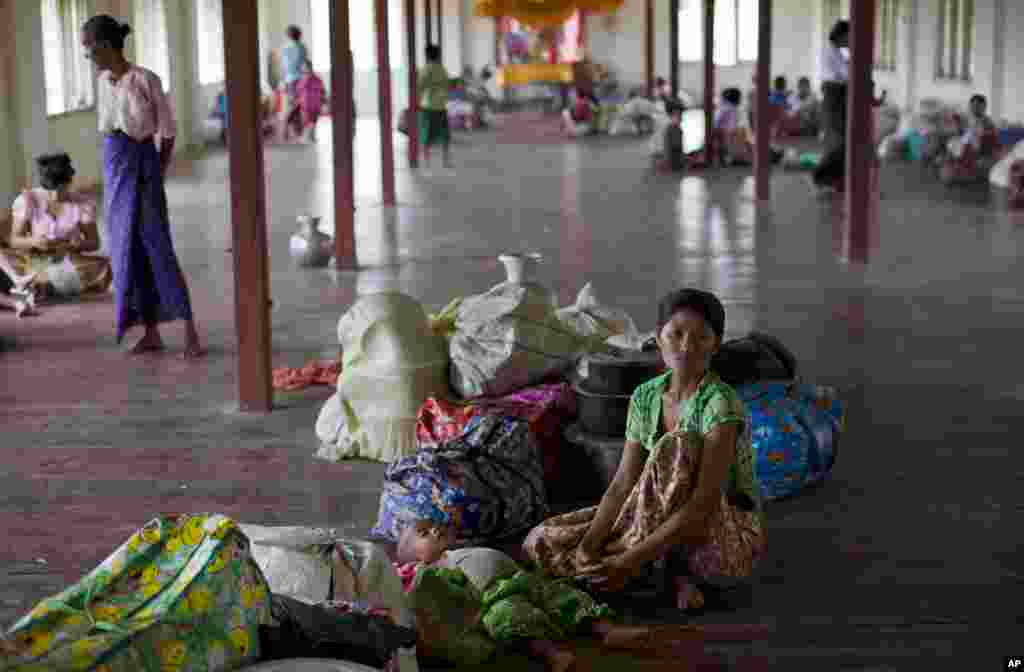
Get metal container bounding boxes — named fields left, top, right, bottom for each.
left=580, top=350, right=663, bottom=397
left=564, top=422, right=626, bottom=497
left=573, top=382, right=630, bottom=438
left=289, top=215, right=332, bottom=268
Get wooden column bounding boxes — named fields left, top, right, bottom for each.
left=406, top=0, right=419, bottom=167
left=495, top=17, right=502, bottom=66
left=376, top=0, right=396, bottom=206
left=669, top=0, right=680, bottom=99
left=435, top=0, right=443, bottom=53
left=331, top=0, right=357, bottom=268
left=222, top=0, right=272, bottom=412
left=645, top=0, right=654, bottom=95
left=753, top=0, right=772, bottom=201
left=425, top=0, right=433, bottom=46
left=703, top=0, right=715, bottom=163
left=846, top=0, right=876, bottom=260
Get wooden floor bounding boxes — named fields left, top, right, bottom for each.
left=1, top=115, right=1022, bottom=670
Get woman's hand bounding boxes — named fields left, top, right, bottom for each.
left=589, top=553, right=637, bottom=593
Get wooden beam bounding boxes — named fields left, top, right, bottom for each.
left=377, top=0, right=396, bottom=206
left=495, top=17, right=502, bottom=67
left=406, top=0, right=419, bottom=168
left=703, top=0, right=715, bottom=164
left=425, top=0, right=433, bottom=46
left=846, top=0, right=876, bottom=261
left=645, top=0, right=654, bottom=95
left=222, top=0, right=272, bottom=413
left=753, top=0, right=772, bottom=201
left=669, top=0, right=679, bottom=99
left=331, top=0, right=357, bottom=269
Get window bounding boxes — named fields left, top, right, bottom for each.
left=875, top=0, right=899, bottom=72
left=134, top=0, right=171, bottom=90
left=936, top=0, right=973, bottom=81
left=678, top=0, right=759, bottom=67
left=823, top=0, right=849, bottom=34
left=41, top=0, right=95, bottom=116
left=196, top=0, right=225, bottom=85
left=315, top=0, right=404, bottom=73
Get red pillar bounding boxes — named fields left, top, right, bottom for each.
left=222, top=0, right=272, bottom=412
left=645, top=0, right=654, bottom=95
left=753, top=0, right=772, bottom=201
left=669, top=0, right=679, bottom=99
left=405, top=0, right=419, bottom=167
left=425, top=0, right=433, bottom=45
left=376, top=0, right=396, bottom=206
left=495, top=17, right=502, bottom=66
left=846, top=0, right=876, bottom=261
left=703, top=0, right=715, bottom=163
left=331, top=0, right=357, bottom=269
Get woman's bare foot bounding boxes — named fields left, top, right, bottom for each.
left=543, top=649, right=576, bottom=672
left=674, top=578, right=706, bottom=612
left=130, top=330, right=165, bottom=354
left=183, top=324, right=205, bottom=360
left=11, top=272, right=37, bottom=292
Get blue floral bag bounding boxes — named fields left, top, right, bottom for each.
left=737, top=382, right=844, bottom=502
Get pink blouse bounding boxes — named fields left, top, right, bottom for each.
left=97, top=65, right=177, bottom=143
left=11, top=189, right=97, bottom=241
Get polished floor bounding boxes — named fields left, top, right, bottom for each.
left=1, top=115, right=1022, bottom=670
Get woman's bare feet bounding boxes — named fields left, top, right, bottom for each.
left=130, top=327, right=165, bottom=354
left=543, top=648, right=576, bottom=672
left=11, top=272, right=37, bottom=292
left=183, top=322, right=205, bottom=360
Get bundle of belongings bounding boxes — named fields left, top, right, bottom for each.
left=1, top=515, right=418, bottom=672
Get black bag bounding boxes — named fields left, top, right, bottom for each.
left=258, top=594, right=417, bottom=668
left=709, top=332, right=798, bottom=386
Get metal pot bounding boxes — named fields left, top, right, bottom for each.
left=564, top=422, right=625, bottom=497
left=289, top=215, right=332, bottom=268
left=573, top=382, right=630, bottom=438
left=580, top=350, right=663, bottom=397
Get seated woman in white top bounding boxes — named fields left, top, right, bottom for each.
left=6, top=153, right=112, bottom=310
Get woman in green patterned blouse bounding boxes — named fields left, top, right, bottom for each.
left=524, top=289, right=765, bottom=610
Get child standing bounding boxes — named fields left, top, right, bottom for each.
left=714, top=88, right=753, bottom=166
left=295, top=59, right=327, bottom=143
left=417, top=44, right=452, bottom=169
left=661, top=102, right=686, bottom=172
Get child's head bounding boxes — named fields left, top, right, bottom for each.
left=426, top=44, right=442, bottom=63
left=667, top=101, right=684, bottom=121
left=797, top=76, right=812, bottom=95
left=969, top=94, right=988, bottom=117
left=412, top=519, right=452, bottom=564
left=722, top=88, right=742, bottom=106
left=773, top=76, right=787, bottom=92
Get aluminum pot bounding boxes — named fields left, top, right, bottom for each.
left=573, top=382, right=630, bottom=438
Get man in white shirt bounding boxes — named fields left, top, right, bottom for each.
left=810, top=20, right=851, bottom=194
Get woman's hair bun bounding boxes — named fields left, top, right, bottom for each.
left=119, top=22, right=132, bottom=38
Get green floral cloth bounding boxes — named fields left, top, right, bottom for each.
left=624, top=370, right=762, bottom=515
left=3, top=514, right=272, bottom=672
left=480, top=571, right=613, bottom=641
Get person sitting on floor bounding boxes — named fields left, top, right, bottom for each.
left=713, top=88, right=754, bottom=166
left=784, top=76, right=821, bottom=137
left=204, top=89, right=228, bottom=144
left=940, top=94, right=1000, bottom=184
left=523, top=288, right=765, bottom=612
left=768, top=76, right=791, bottom=109
left=295, top=59, right=327, bottom=143
left=6, top=152, right=112, bottom=307
left=562, top=87, right=597, bottom=138
left=611, top=88, right=659, bottom=136
left=399, top=517, right=747, bottom=672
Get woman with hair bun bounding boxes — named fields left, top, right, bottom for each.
left=80, top=14, right=203, bottom=358
left=5, top=152, right=112, bottom=314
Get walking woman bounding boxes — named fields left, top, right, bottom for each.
left=809, top=20, right=850, bottom=195
left=81, top=15, right=203, bottom=358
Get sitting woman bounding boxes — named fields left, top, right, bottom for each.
left=562, top=87, right=598, bottom=138
left=783, top=76, right=821, bottom=137
left=940, top=94, right=1000, bottom=184
left=524, top=288, right=765, bottom=612
left=712, top=88, right=754, bottom=166
left=6, top=153, right=112, bottom=304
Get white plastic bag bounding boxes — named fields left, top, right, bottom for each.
left=555, top=282, right=640, bottom=345
left=315, top=292, right=450, bottom=462
left=241, top=525, right=413, bottom=629
left=449, top=282, right=583, bottom=399
left=990, top=140, right=1024, bottom=188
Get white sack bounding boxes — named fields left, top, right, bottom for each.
left=990, top=140, right=1024, bottom=188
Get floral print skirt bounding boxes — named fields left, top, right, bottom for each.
left=523, top=431, right=765, bottom=590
